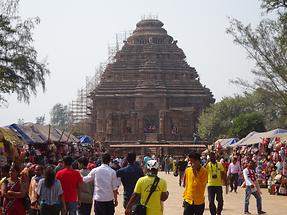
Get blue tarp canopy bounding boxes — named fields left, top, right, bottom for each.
left=79, top=135, right=93, bottom=145
left=8, top=123, right=79, bottom=145
left=9, top=123, right=40, bottom=145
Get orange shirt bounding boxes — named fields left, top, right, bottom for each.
left=183, top=166, right=208, bottom=205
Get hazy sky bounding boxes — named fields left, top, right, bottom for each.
left=0, top=0, right=263, bottom=126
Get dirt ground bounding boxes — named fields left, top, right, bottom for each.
left=115, top=172, right=287, bottom=215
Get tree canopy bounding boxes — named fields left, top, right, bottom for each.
left=50, top=103, right=71, bottom=130
left=198, top=95, right=254, bottom=140
left=198, top=89, right=285, bottom=140
left=0, top=0, right=49, bottom=104
left=228, top=112, right=266, bottom=139
left=199, top=0, right=287, bottom=141
left=227, top=0, right=287, bottom=107
left=35, top=115, right=45, bottom=125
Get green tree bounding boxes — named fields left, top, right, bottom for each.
left=198, top=95, right=256, bottom=140
left=35, top=115, right=45, bottom=125
left=197, top=89, right=284, bottom=140
left=261, top=0, right=287, bottom=12
left=50, top=103, right=71, bottom=130
left=228, top=112, right=266, bottom=139
left=17, top=118, right=24, bottom=125
left=248, top=88, right=287, bottom=128
left=0, top=0, right=49, bottom=104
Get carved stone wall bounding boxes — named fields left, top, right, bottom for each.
left=91, top=19, right=214, bottom=142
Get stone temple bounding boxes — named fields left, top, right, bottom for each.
left=90, top=19, right=214, bottom=153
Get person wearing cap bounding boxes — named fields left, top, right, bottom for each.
left=243, top=160, right=266, bottom=214
left=182, top=152, right=208, bottom=215
left=227, top=156, right=241, bottom=193
left=125, top=159, right=169, bottom=215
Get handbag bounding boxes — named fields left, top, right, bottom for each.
left=133, top=204, right=147, bottom=215
left=133, top=176, right=160, bottom=215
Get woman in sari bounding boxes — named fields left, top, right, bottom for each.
left=1, top=164, right=26, bottom=215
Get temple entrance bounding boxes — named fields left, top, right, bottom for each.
left=143, top=103, right=159, bottom=133
left=143, top=115, right=158, bottom=133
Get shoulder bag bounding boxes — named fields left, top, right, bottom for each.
left=132, top=176, right=160, bottom=215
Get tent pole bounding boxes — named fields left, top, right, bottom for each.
left=66, top=128, right=73, bottom=143
left=58, top=129, right=65, bottom=143
left=48, top=124, right=51, bottom=144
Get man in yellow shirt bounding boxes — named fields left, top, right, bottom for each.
left=183, top=151, right=208, bottom=215
left=205, top=152, right=227, bottom=215
left=125, top=160, right=169, bottom=215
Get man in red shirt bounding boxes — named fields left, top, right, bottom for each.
left=56, top=156, right=83, bottom=215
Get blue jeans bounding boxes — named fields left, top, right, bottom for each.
left=66, top=202, right=78, bottom=215
left=244, top=186, right=262, bottom=213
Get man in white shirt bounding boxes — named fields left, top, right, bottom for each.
left=243, top=160, right=266, bottom=215
left=83, top=153, right=118, bottom=215
left=227, top=156, right=241, bottom=192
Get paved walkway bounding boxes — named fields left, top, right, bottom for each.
left=115, top=172, right=287, bottom=215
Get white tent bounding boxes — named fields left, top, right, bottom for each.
left=272, top=132, right=287, bottom=143
left=214, top=138, right=238, bottom=148
left=235, top=129, right=287, bottom=146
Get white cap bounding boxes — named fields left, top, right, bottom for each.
left=146, top=159, right=159, bottom=170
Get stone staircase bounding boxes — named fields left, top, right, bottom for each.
left=145, top=133, right=158, bottom=142
left=149, top=147, right=158, bottom=156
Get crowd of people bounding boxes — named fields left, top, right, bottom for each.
left=1, top=143, right=285, bottom=215
left=207, top=142, right=287, bottom=197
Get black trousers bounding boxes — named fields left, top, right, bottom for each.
left=183, top=201, right=205, bottom=215
left=29, top=208, right=40, bottom=215
left=78, top=203, right=93, bottom=215
left=208, top=186, right=223, bottom=215
left=179, top=171, right=185, bottom=186
left=94, top=200, right=115, bottom=215
left=229, top=173, right=239, bottom=191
